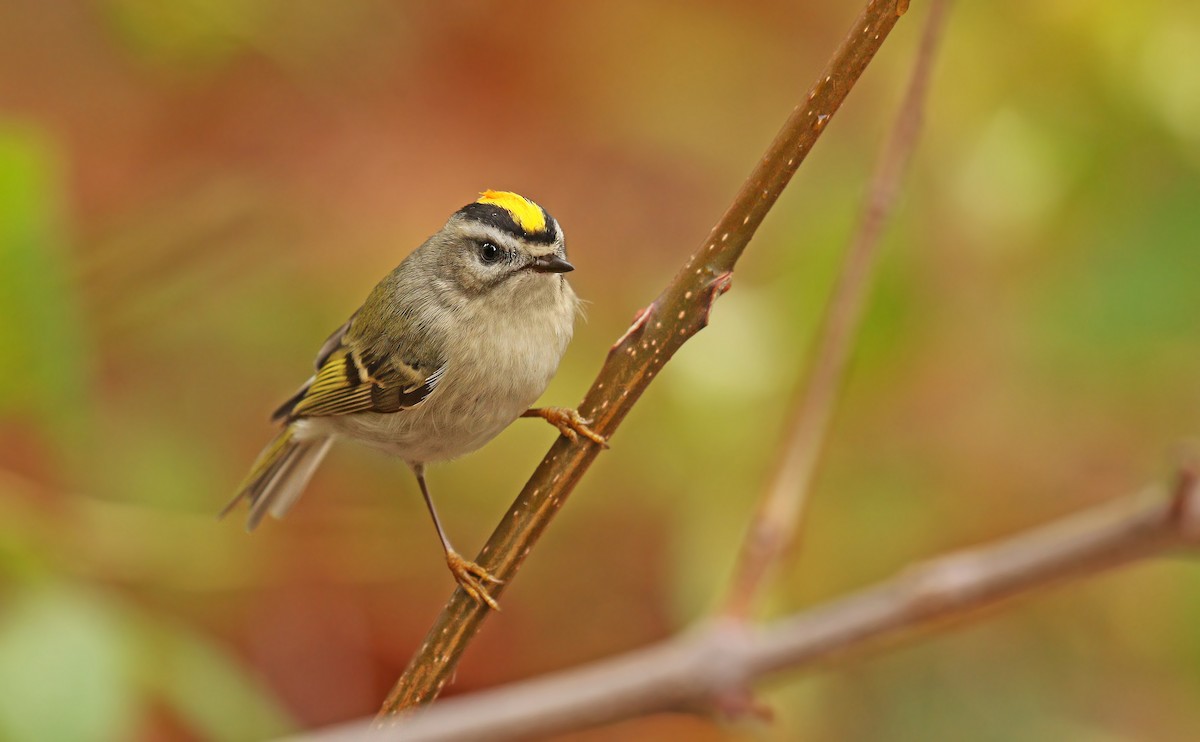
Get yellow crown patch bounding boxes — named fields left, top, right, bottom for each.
left=476, top=190, right=548, bottom=235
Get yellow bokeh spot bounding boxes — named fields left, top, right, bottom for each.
left=476, top=190, right=548, bottom=234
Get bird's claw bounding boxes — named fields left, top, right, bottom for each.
left=528, top=407, right=609, bottom=448
left=446, top=550, right=503, bottom=611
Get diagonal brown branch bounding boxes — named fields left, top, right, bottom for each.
left=299, top=459, right=1200, bottom=741
left=378, top=0, right=913, bottom=718
left=722, top=0, right=950, bottom=619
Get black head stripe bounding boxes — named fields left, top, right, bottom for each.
left=457, top=202, right=557, bottom=244
left=537, top=207, right=558, bottom=244
left=458, top=202, right=522, bottom=237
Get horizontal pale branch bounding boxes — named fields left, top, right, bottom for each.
left=296, top=461, right=1200, bottom=741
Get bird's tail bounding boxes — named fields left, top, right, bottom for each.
left=220, top=425, right=333, bottom=530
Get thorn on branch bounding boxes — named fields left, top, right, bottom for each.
left=700, top=272, right=734, bottom=328
left=611, top=305, right=653, bottom=353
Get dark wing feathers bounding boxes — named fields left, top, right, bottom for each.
left=272, top=316, right=444, bottom=422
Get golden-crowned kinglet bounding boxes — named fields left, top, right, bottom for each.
left=223, top=190, right=605, bottom=609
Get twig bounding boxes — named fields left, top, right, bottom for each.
left=377, top=0, right=913, bottom=718
left=722, top=0, right=950, bottom=619
left=294, top=460, right=1200, bottom=741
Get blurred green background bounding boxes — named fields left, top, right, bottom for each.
left=2, top=1, right=1199, bottom=740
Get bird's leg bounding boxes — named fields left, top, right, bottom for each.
left=412, top=464, right=503, bottom=611
left=522, top=407, right=608, bottom=447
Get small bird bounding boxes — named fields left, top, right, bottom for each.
left=223, top=190, right=605, bottom=609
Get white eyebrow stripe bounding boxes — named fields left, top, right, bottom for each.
left=458, top=221, right=564, bottom=260
left=460, top=225, right=524, bottom=252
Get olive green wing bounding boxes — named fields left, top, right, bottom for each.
left=272, top=317, right=445, bottom=421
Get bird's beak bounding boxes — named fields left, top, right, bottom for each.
left=530, top=255, right=575, bottom=274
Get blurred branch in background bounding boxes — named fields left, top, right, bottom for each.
left=298, top=460, right=1200, bottom=741
left=722, top=0, right=949, bottom=620
left=377, top=0, right=913, bottom=718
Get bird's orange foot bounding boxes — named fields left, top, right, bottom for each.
left=446, top=550, right=503, bottom=611
left=524, top=407, right=609, bottom=448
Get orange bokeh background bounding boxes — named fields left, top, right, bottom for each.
left=2, top=2, right=1199, bottom=740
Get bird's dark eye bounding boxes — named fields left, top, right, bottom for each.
left=477, top=241, right=501, bottom=264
